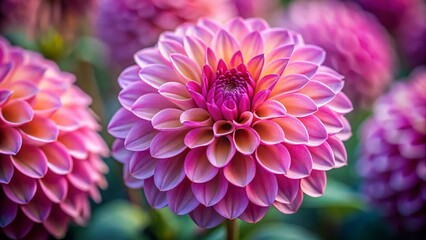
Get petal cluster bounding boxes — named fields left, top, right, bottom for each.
left=109, top=17, right=352, bottom=228
left=96, top=0, right=235, bottom=67
left=358, top=69, right=426, bottom=233
left=285, top=0, right=394, bottom=106
left=0, top=38, right=109, bottom=239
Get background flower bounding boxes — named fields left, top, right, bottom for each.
left=0, top=37, right=108, bottom=239
left=284, top=0, right=395, bottom=107
left=96, top=0, right=235, bottom=68
left=358, top=68, right=426, bottom=234
left=108, top=17, right=352, bottom=228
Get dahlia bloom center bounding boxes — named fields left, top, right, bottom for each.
left=204, top=61, right=254, bottom=120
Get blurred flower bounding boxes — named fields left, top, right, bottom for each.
left=233, top=0, right=279, bottom=19
left=358, top=69, right=426, bottom=233
left=96, top=0, right=235, bottom=68
left=109, top=17, right=352, bottom=228
left=396, top=2, right=426, bottom=68
left=285, top=0, right=395, bottom=107
left=0, top=37, right=108, bottom=239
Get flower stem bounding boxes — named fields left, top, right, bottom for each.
left=226, top=219, right=239, bottom=240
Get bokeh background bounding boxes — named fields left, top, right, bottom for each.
left=1, top=0, right=424, bottom=239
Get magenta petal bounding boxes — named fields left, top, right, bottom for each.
left=108, top=108, right=140, bottom=139
left=21, top=189, right=52, bottom=223
left=167, top=179, right=199, bottom=215
left=143, top=177, right=168, bottom=209
left=292, top=45, right=325, bottom=65
left=276, top=175, right=300, bottom=204
left=206, top=136, right=236, bottom=167
left=276, top=93, right=318, bottom=117
left=298, top=81, right=335, bottom=107
left=129, top=151, right=157, bottom=180
left=327, top=136, right=348, bottom=167
left=285, top=144, right=313, bottom=179
left=0, top=126, right=22, bottom=155
left=112, top=139, right=130, bottom=164
left=139, top=64, right=177, bottom=88
left=0, top=89, right=12, bottom=105
left=189, top=205, right=225, bottom=229
left=39, top=171, right=68, bottom=203
left=11, top=145, right=48, bottom=178
left=68, top=160, right=93, bottom=191
left=252, top=120, right=285, bottom=145
left=19, top=116, right=58, bottom=144
left=152, top=108, right=185, bottom=131
left=119, top=82, right=156, bottom=110
left=299, top=115, right=328, bottom=146
left=0, top=155, right=14, bottom=184
left=42, top=142, right=72, bottom=175
left=3, top=210, right=34, bottom=239
left=131, top=93, right=176, bottom=120
left=274, top=116, right=309, bottom=144
left=224, top=152, right=256, bottom=187
left=255, top=144, right=290, bottom=174
left=314, top=106, right=343, bottom=134
left=59, top=133, right=88, bottom=159
left=239, top=202, right=268, bottom=223
left=125, top=120, right=157, bottom=152
left=272, top=74, right=309, bottom=95
left=247, top=54, right=265, bottom=81
left=246, top=166, right=278, bottom=207
left=192, top=172, right=228, bottom=207
left=308, top=142, right=336, bottom=171
left=0, top=193, right=18, bottom=227
left=214, top=185, right=249, bottom=219
left=0, top=100, right=33, bottom=126
left=2, top=171, right=37, bottom=204
left=180, top=108, right=213, bottom=127
left=134, top=48, right=165, bottom=68
left=274, top=188, right=304, bottom=214
left=150, top=131, right=187, bottom=159
left=301, top=170, right=326, bottom=197
left=158, top=82, right=195, bottom=109
left=233, top=127, right=260, bottom=155
left=183, top=36, right=208, bottom=68
left=184, top=147, right=218, bottom=183
left=170, top=54, right=201, bottom=83
left=241, top=31, right=264, bottom=61
left=328, top=92, right=353, bottom=114
left=184, top=127, right=215, bottom=148
left=254, top=100, right=287, bottom=120
left=211, top=29, right=239, bottom=64
left=154, top=155, right=185, bottom=191
left=123, top=164, right=144, bottom=189
left=311, top=71, right=344, bottom=93
left=283, top=61, right=318, bottom=79
left=44, top=205, right=69, bottom=239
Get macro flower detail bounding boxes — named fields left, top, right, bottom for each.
left=0, top=38, right=109, bottom=239
left=96, top=0, right=235, bottom=67
left=285, top=0, right=394, bottom=106
left=109, top=17, right=353, bottom=228
left=358, top=69, right=426, bottom=233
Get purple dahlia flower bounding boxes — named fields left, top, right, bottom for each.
left=285, top=0, right=395, bottom=107
left=358, top=69, right=426, bottom=233
left=108, top=17, right=353, bottom=228
left=0, top=37, right=109, bottom=239
left=96, top=0, right=235, bottom=68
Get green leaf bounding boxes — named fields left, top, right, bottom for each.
left=244, top=223, right=320, bottom=240
left=77, top=200, right=149, bottom=240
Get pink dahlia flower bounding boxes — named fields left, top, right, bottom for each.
left=358, top=69, right=426, bottom=233
left=108, top=17, right=353, bottom=228
left=285, top=0, right=394, bottom=107
left=96, top=0, right=235, bottom=68
left=0, top=38, right=109, bottom=239
left=233, top=0, right=279, bottom=19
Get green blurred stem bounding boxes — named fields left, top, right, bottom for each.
left=226, top=219, right=239, bottom=240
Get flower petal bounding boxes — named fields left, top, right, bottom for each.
left=273, top=116, right=309, bottom=144
left=298, top=81, right=335, bottom=107
left=184, top=127, right=214, bottom=148
left=134, top=47, right=166, bottom=68
left=276, top=175, right=300, bottom=204
left=129, top=150, right=157, bottom=180
left=283, top=61, right=318, bottom=78
left=2, top=171, right=37, bottom=204
left=19, top=116, right=58, bottom=144
left=150, top=131, right=187, bottom=159
left=0, top=89, right=12, bottom=105
left=301, top=170, right=326, bottom=197
left=190, top=205, right=225, bottom=229
left=224, top=152, right=256, bottom=187
left=285, top=144, right=313, bottom=179
left=233, top=127, right=260, bottom=155
left=42, top=142, right=72, bottom=175
left=252, top=120, right=285, bottom=145
left=117, top=65, right=141, bottom=88
left=44, top=205, right=69, bottom=239
left=192, top=172, right=228, bottom=206
left=327, top=92, right=353, bottom=114
left=299, top=115, right=328, bottom=146
left=207, top=136, right=236, bottom=167
left=308, top=142, right=336, bottom=171
left=239, top=202, right=268, bottom=223
left=254, top=100, right=287, bottom=120
left=159, top=82, right=195, bottom=109
left=152, top=108, right=185, bottom=131
left=108, top=108, right=140, bottom=139
left=0, top=155, right=14, bottom=184
left=167, top=179, right=199, bottom=215
left=143, top=177, right=168, bottom=209
left=170, top=54, right=202, bottom=83
left=214, top=185, right=249, bottom=219
left=246, top=166, right=278, bottom=207
left=256, top=144, right=291, bottom=174
left=0, top=126, right=22, bottom=155
left=327, top=136, right=348, bottom=167
left=119, top=81, right=156, bottom=110
left=3, top=210, right=34, bottom=239
left=291, top=45, right=325, bottom=65
left=132, top=93, right=177, bottom=120
left=247, top=54, right=265, bottom=82
left=183, top=36, right=208, bottom=68
left=273, top=188, right=303, bottom=214
left=124, top=120, right=157, bottom=152
left=39, top=171, right=68, bottom=203
left=275, top=93, right=318, bottom=117
left=213, top=120, right=234, bottom=137
left=21, top=189, right=52, bottom=223
left=139, top=64, right=178, bottom=88
left=241, top=31, right=264, bottom=61
left=0, top=100, right=33, bottom=126
left=180, top=108, right=213, bottom=127
left=212, top=29, right=239, bottom=64
left=11, top=145, right=48, bottom=178
left=185, top=147, right=218, bottom=183
left=158, top=39, right=185, bottom=60
left=0, top=192, right=18, bottom=227
left=59, top=133, right=88, bottom=159
left=154, top=155, right=185, bottom=191
left=271, top=74, right=309, bottom=95
left=314, top=106, right=343, bottom=134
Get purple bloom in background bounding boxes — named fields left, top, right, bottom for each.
left=358, top=69, right=426, bottom=233
left=0, top=37, right=109, bottom=239
left=285, top=0, right=395, bottom=107
left=108, top=17, right=353, bottom=228
left=96, top=0, right=235, bottom=68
